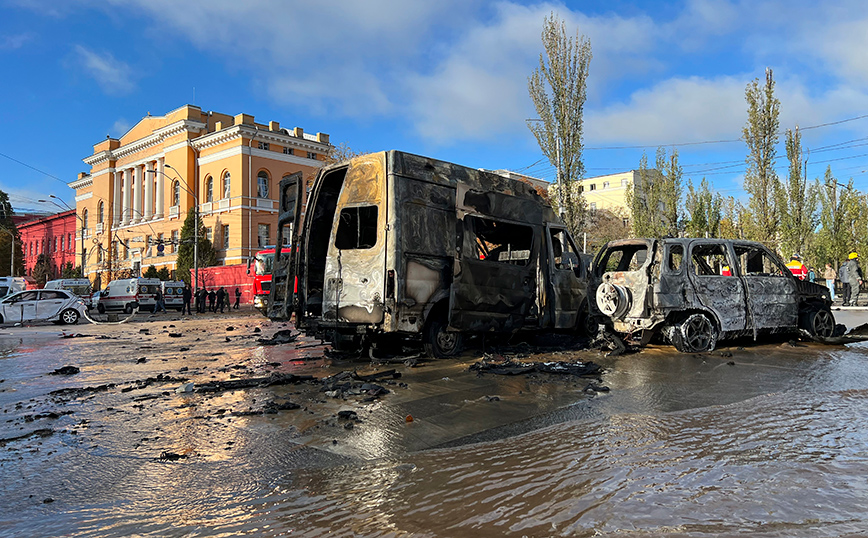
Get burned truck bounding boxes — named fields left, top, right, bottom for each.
left=591, top=238, right=835, bottom=352
left=267, top=150, right=590, bottom=357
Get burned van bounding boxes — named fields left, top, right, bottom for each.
left=591, top=238, right=835, bottom=352
left=268, top=150, right=590, bottom=356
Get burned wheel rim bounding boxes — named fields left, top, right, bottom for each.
left=424, top=314, right=463, bottom=358
left=596, top=283, right=629, bottom=319
left=811, top=309, right=835, bottom=338
left=682, top=314, right=717, bottom=351
left=435, top=329, right=460, bottom=355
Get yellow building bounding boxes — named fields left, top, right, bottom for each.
left=547, top=169, right=664, bottom=219
left=68, top=104, right=330, bottom=284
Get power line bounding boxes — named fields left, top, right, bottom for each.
left=0, top=151, right=68, bottom=185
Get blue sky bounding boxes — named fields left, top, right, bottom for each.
left=3, top=0, right=868, bottom=214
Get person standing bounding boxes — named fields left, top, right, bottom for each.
left=208, top=289, right=216, bottom=312
left=153, top=287, right=167, bottom=314
left=840, top=262, right=850, bottom=305
left=786, top=254, right=808, bottom=280
left=848, top=252, right=863, bottom=306
left=823, top=263, right=837, bottom=302
left=182, top=284, right=193, bottom=315
left=197, top=287, right=207, bottom=313
left=216, top=287, right=226, bottom=313
left=234, top=287, right=241, bottom=309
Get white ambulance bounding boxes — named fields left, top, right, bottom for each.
left=161, top=281, right=186, bottom=311
left=44, top=278, right=93, bottom=308
left=97, top=278, right=160, bottom=314
left=0, top=277, right=26, bottom=298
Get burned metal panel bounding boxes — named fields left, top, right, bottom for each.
left=268, top=172, right=304, bottom=321
left=450, top=215, right=540, bottom=332
left=731, top=241, right=798, bottom=331
left=322, top=153, right=388, bottom=324
left=544, top=227, right=587, bottom=329
left=654, top=241, right=688, bottom=310
left=395, top=256, right=451, bottom=333
left=685, top=241, right=747, bottom=333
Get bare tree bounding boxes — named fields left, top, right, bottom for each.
left=743, top=68, right=781, bottom=243
left=527, top=12, right=592, bottom=237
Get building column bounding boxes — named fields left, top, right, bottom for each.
left=145, top=161, right=154, bottom=220
left=155, top=157, right=165, bottom=219
left=133, top=165, right=142, bottom=223
left=113, top=171, right=122, bottom=226
left=122, top=168, right=132, bottom=225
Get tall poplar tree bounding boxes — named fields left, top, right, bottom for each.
left=527, top=12, right=592, bottom=237
left=777, top=127, right=817, bottom=257
left=627, top=147, right=682, bottom=237
left=814, top=167, right=859, bottom=267
left=176, top=210, right=216, bottom=288
left=743, top=68, right=781, bottom=244
left=685, top=177, right=722, bottom=238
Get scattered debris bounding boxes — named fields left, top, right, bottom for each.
left=470, top=359, right=602, bottom=377
left=168, top=333, right=183, bottom=338
left=256, top=330, right=298, bottom=346
left=159, top=451, right=188, bottom=461
left=175, top=383, right=195, bottom=393
left=49, top=365, right=80, bottom=376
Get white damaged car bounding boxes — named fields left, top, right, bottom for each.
left=0, top=289, right=87, bottom=325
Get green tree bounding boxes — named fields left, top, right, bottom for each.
left=814, top=167, right=860, bottom=267
left=176, top=210, right=216, bottom=288
left=626, top=148, right=682, bottom=237
left=778, top=127, right=818, bottom=258
left=156, top=267, right=170, bottom=281
left=527, top=12, right=592, bottom=238
left=0, top=189, right=25, bottom=277
left=143, top=265, right=159, bottom=278
left=719, top=196, right=746, bottom=239
left=743, top=68, right=781, bottom=244
left=685, top=177, right=723, bottom=238
left=32, top=253, right=53, bottom=287
left=60, top=262, right=82, bottom=278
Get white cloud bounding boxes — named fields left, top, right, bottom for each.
left=0, top=33, right=33, bottom=50
left=111, top=118, right=132, bottom=138
left=72, top=45, right=135, bottom=95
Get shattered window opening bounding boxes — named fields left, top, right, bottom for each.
left=734, top=244, right=787, bottom=277
left=335, top=205, right=378, bottom=250
left=601, top=245, right=647, bottom=273
left=691, top=244, right=731, bottom=276
left=550, top=228, right=581, bottom=273
left=468, top=216, right=533, bottom=266
left=667, top=244, right=683, bottom=272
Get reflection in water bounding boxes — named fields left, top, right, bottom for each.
left=4, top=333, right=868, bottom=537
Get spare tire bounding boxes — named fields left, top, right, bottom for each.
left=596, top=282, right=630, bottom=319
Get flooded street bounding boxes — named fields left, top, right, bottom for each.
left=2, top=310, right=868, bottom=537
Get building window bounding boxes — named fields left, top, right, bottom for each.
left=603, top=181, right=610, bottom=189
left=60, top=236, right=64, bottom=252
left=54, top=237, right=58, bottom=252
left=82, top=209, right=89, bottom=229
left=589, top=184, right=596, bottom=191
left=222, top=225, right=230, bottom=249
left=258, top=224, right=270, bottom=248
left=97, top=248, right=103, bottom=263
left=307, top=151, right=317, bottom=160
left=257, top=171, right=270, bottom=198
left=171, top=230, right=179, bottom=253
left=258, top=141, right=270, bottom=150
left=97, top=201, right=104, bottom=224
left=283, top=147, right=293, bottom=155
left=205, top=227, right=212, bottom=242
left=205, top=176, right=213, bottom=203
left=222, top=172, right=231, bottom=199
left=173, top=181, right=181, bottom=206
left=68, top=233, right=72, bottom=250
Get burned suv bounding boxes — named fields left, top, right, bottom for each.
left=590, top=238, right=835, bottom=352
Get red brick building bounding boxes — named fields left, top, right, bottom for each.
left=18, top=210, right=79, bottom=279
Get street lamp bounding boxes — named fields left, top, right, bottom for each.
left=148, top=165, right=199, bottom=292
left=40, top=195, right=86, bottom=277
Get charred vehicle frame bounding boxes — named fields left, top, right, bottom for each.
left=591, top=238, right=835, bottom=352
left=267, top=150, right=592, bottom=357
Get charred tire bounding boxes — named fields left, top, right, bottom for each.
left=423, top=315, right=463, bottom=358
left=97, top=303, right=105, bottom=314
left=577, top=299, right=598, bottom=337
left=802, top=307, right=835, bottom=338
left=596, top=282, right=630, bottom=319
left=60, top=308, right=79, bottom=325
left=670, top=312, right=718, bottom=353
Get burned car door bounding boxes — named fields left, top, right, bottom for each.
left=546, top=226, right=586, bottom=329
left=686, top=242, right=747, bottom=332
left=733, top=243, right=798, bottom=331
left=594, top=240, right=653, bottom=320
left=323, top=156, right=388, bottom=324
left=450, top=215, right=537, bottom=332
left=268, top=172, right=304, bottom=320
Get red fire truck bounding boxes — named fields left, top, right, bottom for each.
left=249, top=246, right=293, bottom=314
